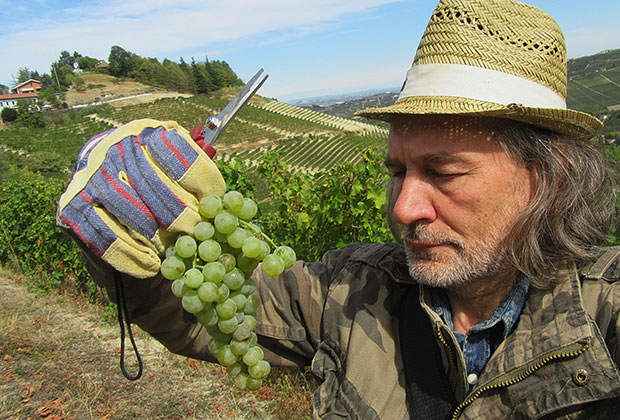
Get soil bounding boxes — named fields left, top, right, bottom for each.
left=0, top=271, right=281, bottom=420
left=64, top=73, right=192, bottom=108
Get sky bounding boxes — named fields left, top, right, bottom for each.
left=1, top=0, right=619, bottom=102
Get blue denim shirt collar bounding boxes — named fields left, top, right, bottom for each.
left=430, top=275, right=531, bottom=379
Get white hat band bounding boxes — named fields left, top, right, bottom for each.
left=399, top=63, right=567, bottom=109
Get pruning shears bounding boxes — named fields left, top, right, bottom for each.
left=190, top=69, right=269, bottom=157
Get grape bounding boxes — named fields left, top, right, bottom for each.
left=262, top=254, right=285, bottom=277
left=165, top=245, right=176, bottom=258
left=244, top=294, right=260, bottom=315
left=226, top=363, right=243, bottom=378
left=160, top=189, right=299, bottom=391
left=171, top=278, right=189, bottom=297
left=199, top=194, right=222, bottom=218
left=196, top=306, right=218, bottom=327
left=208, top=339, right=227, bottom=356
left=197, top=282, right=219, bottom=303
left=243, top=315, right=257, bottom=331
left=218, top=253, right=236, bottom=272
left=218, top=316, right=238, bottom=334
left=248, top=332, right=258, bottom=347
left=241, top=237, right=262, bottom=259
left=229, top=292, right=247, bottom=310
left=243, top=346, right=264, bottom=367
left=223, top=268, right=245, bottom=290
left=239, top=278, right=256, bottom=296
left=234, top=373, right=249, bottom=390
left=215, top=298, right=237, bottom=320
left=226, top=227, right=248, bottom=248
left=223, top=191, right=244, bottom=212
left=236, top=198, right=258, bottom=220
left=258, top=241, right=270, bottom=260
left=182, top=290, right=205, bottom=314
left=230, top=338, right=250, bottom=356
left=214, top=211, right=238, bottom=235
left=247, top=377, right=262, bottom=391
left=216, top=283, right=230, bottom=303
left=183, top=268, right=204, bottom=289
left=198, top=240, right=221, bottom=262
left=233, top=322, right=252, bottom=341
left=237, top=254, right=259, bottom=273
left=194, top=221, right=215, bottom=241
left=161, top=256, right=185, bottom=280
left=248, top=360, right=271, bottom=379
left=202, top=261, right=226, bottom=284
left=216, top=345, right=238, bottom=367
left=275, top=246, right=297, bottom=269
left=175, top=235, right=197, bottom=258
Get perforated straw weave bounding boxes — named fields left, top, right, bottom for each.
left=356, top=0, right=603, bottom=138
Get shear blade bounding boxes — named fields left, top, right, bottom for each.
left=203, top=69, right=269, bottom=145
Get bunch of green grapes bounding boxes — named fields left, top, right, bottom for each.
left=159, top=190, right=296, bottom=390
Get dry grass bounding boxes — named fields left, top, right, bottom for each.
left=0, top=270, right=314, bottom=420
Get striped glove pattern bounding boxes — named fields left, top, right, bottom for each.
left=57, top=119, right=226, bottom=278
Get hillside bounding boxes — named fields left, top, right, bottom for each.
left=300, top=49, right=620, bottom=139
left=64, top=73, right=193, bottom=108
left=0, top=79, right=389, bottom=186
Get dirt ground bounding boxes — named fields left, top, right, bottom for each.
left=0, top=271, right=312, bottom=420
left=64, top=73, right=192, bottom=108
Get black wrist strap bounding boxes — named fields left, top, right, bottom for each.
left=113, top=270, right=143, bottom=380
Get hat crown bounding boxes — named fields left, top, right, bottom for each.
left=413, top=0, right=567, bottom=98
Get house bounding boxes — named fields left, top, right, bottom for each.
left=0, top=92, right=38, bottom=109
left=12, top=79, right=42, bottom=94
left=96, top=61, right=110, bottom=70
left=0, top=79, right=42, bottom=110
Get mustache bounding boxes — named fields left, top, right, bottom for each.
left=402, top=224, right=464, bottom=252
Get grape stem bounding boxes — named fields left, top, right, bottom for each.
left=192, top=253, right=204, bottom=270
left=239, top=219, right=278, bottom=249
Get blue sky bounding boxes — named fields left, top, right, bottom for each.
left=1, top=0, right=619, bottom=102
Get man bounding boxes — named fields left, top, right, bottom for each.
left=58, top=0, right=620, bottom=418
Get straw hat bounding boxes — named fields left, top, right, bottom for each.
left=356, top=0, right=602, bottom=138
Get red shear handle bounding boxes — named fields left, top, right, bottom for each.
left=190, top=125, right=217, bottom=159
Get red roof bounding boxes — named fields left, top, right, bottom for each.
left=0, top=92, right=38, bottom=100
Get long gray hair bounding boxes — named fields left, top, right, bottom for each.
left=387, top=119, right=616, bottom=289
left=496, top=121, right=616, bottom=288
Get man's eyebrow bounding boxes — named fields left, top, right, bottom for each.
left=384, top=157, right=400, bottom=168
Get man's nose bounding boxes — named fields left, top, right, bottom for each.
left=392, top=176, right=437, bottom=226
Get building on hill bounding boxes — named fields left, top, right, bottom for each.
left=0, top=93, right=38, bottom=110
left=12, top=79, right=42, bottom=94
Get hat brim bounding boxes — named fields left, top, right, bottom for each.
left=355, top=96, right=603, bottom=139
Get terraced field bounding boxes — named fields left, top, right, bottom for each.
left=0, top=91, right=386, bottom=177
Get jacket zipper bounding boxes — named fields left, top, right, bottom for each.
left=450, top=339, right=591, bottom=420
left=436, top=326, right=458, bottom=391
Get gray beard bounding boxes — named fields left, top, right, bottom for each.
left=402, top=224, right=508, bottom=288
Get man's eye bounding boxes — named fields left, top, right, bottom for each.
left=427, top=168, right=458, bottom=179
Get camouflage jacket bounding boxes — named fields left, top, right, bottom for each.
left=83, top=242, right=620, bottom=419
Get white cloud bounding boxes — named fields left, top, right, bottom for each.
left=1, top=0, right=401, bottom=86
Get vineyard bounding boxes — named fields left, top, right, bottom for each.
left=0, top=91, right=387, bottom=180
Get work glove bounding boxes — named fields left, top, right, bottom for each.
left=57, top=118, right=226, bottom=279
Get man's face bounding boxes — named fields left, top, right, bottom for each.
left=386, top=116, right=536, bottom=288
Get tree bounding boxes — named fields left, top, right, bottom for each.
left=77, top=56, right=99, bottom=70
left=108, top=45, right=136, bottom=77
left=1, top=107, right=18, bottom=123
left=191, top=58, right=209, bottom=94
left=0, top=84, right=8, bottom=94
